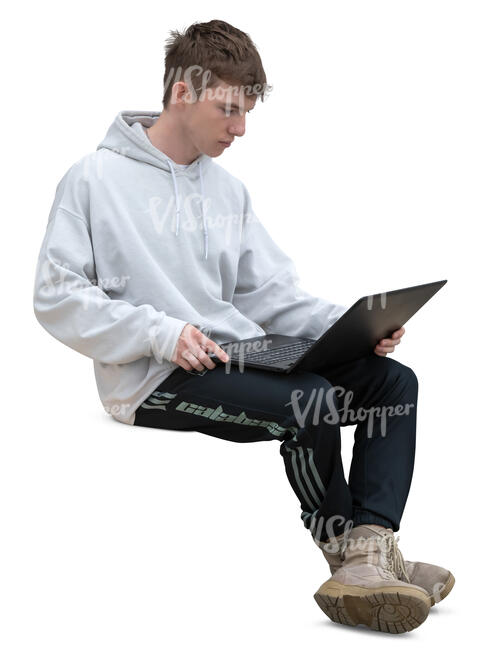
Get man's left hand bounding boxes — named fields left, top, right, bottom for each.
left=374, top=326, right=405, bottom=357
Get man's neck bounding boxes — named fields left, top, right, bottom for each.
left=143, top=110, right=201, bottom=165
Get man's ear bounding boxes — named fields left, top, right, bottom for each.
left=171, top=81, right=192, bottom=107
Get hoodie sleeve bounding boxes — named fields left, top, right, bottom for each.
left=33, top=164, right=189, bottom=365
left=231, top=183, right=348, bottom=340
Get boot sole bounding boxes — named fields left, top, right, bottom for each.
left=314, top=580, right=431, bottom=634
left=327, top=569, right=456, bottom=608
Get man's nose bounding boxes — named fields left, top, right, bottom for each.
left=229, top=115, right=246, bottom=137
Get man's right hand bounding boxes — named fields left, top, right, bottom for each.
left=171, top=323, right=229, bottom=372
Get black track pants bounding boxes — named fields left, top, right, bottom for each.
left=133, top=353, right=418, bottom=542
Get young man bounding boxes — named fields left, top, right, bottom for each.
left=33, top=19, right=454, bottom=634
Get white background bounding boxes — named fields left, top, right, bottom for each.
left=1, top=0, right=502, bottom=647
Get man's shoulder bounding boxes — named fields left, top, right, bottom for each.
left=54, top=149, right=119, bottom=190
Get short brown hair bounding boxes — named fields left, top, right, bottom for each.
left=162, top=19, right=272, bottom=109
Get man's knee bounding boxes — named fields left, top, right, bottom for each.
left=375, top=356, right=418, bottom=392
left=397, top=362, right=418, bottom=393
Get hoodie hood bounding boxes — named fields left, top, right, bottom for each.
left=97, top=110, right=212, bottom=259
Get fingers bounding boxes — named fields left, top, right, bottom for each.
left=183, top=346, right=214, bottom=371
left=175, top=331, right=211, bottom=371
left=183, top=334, right=230, bottom=372
left=375, top=329, right=403, bottom=354
left=198, top=334, right=229, bottom=363
left=176, top=355, right=193, bottom=371
left=378, top=326, right=405, bottom=347
left=375, top=345, right=394, bottom=354
left=377, top=339, right=400, bottom=349
left=173, top=325, right=230, bottom=372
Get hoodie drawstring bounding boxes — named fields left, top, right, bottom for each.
left=199, top=160, right=209, bottom=260
left=165, top=158, right=208, bottom=260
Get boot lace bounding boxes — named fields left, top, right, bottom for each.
left=380, top=533, right=410, bottom=583
left=337, top=527, right=410, bottom=583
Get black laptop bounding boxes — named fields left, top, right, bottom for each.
left=194, top=279, right=447, bottom=375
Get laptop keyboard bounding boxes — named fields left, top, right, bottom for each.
left=231, top=339, right=315, bottom=365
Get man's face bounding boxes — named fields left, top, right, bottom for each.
left=179, top=80, right=257, bottom=157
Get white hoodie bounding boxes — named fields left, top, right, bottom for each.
left=33, top=110, right=348, bottom=425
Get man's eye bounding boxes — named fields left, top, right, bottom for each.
left=220, top=107, right=251, bottom=116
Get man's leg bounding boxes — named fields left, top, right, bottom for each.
left=133, top=363, right=354, bottom=539
left=307, top=355, right=431, bottom=634
left=133, top=354, right=417, bottom=542
left=316, top=353, right=418, bottom=538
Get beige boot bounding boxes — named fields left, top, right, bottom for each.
left=315, top=524, right=455, bottom=607
left=403, top=559, right=455, bottom=606
left=313, top=524, right=431, bottom=633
